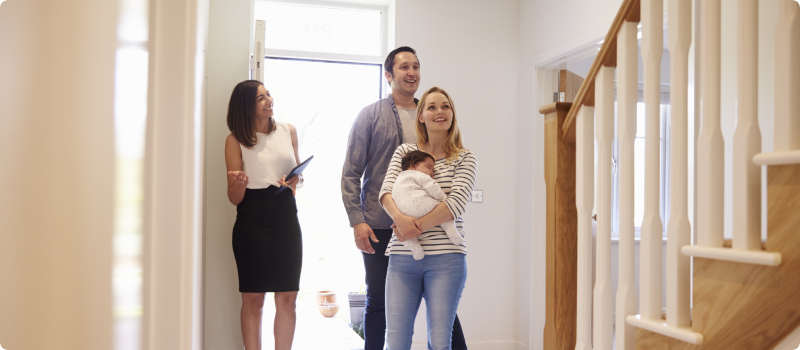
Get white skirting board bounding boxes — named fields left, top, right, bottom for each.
left=410, top=341, right=523, bottom=350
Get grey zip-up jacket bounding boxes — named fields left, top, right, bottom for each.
left=341, top=95, right=418, bottom=229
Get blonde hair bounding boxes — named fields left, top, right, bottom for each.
left=415, top=87, right=464, bottom=164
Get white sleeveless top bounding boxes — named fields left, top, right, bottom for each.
left=240, top=123, right=297, bottom=189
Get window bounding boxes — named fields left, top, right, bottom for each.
left=257, top=3, right=381, bottom=56
left=255, top=1, right=387, bottom=63
left=609, top=98, right=670, bottom=240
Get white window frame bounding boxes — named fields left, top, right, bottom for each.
left=610, top=89, right=671, bottom=241
left=255, top=0, right=389, bottom=66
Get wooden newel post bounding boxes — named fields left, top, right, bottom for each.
left=541, top=102, right=578, bottom=350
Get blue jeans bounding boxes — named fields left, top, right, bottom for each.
left=385, top=253, right=467, bottom=350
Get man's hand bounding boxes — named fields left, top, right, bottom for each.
left=354, top=223, right=379, bottom=254
left=393, top=215, right=422, bottom=242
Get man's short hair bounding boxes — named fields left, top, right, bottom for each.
left=384, top=46, right=418, bottom=77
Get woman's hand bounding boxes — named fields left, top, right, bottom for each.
left=379, top=193, right=421, bottom=241
left=278, top=174, right=301, bottom=196
left=227, top=171, right=249, bottom=186
left=393, top=215, right=421, bottom=242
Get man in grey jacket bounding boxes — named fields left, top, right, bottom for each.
left=341, top=46, right=467, bottom=350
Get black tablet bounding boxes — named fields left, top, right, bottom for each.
left=275, top=155, right=314, bottom=195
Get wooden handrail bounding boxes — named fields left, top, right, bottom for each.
left=560, top=0, right=641, bottom=143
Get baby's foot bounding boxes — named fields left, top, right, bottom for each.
left=412, top=249, right=425, bottom=260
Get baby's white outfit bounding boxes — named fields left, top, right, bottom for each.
left=391, top=170, right=463, bottom=260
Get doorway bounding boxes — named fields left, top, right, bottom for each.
left=256, top=56, right=381, bottom=350
left=253, top=1, right=388, bottom=348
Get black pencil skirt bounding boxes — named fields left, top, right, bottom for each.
left=232, top=186, right=303, bottom=293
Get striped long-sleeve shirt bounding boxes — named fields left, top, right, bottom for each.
left=379, top=143, right=478, bottom=256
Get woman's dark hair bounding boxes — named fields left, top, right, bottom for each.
left=401, top=150, right=435, bottom=171
left=384, top=46, right=418, bottom=77
left=227, top=80, right=273, bottom=149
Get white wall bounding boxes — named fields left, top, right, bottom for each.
left=0, top=0, right=116, bottom=349
left=203, top=0, right=253, bottom=349
left=394, top=1, right=521, bottom=349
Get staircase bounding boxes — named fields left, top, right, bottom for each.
left=539, top=0, right=800, bottom=349
left=636, top=164, right=800, bottom=349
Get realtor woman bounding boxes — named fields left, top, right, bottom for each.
left=224, top=79, right=304, bottom=350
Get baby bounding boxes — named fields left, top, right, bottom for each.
left=392, top=150, right=463, bottom=260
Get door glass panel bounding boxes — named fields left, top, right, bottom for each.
left=263, top=57, right=381, bottom=302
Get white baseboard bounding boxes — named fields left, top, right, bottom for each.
left=410, top=340, right=523, bottom=350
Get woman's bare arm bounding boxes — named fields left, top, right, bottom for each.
left=277, top=124, right=302, bottom=194
left=225, top=134, right=248, bottom=205
left=380, top=193, right=421, bottom=241
left=417, top=202, right=454, bottom=231
left=288, top=124, right=302, bottom=184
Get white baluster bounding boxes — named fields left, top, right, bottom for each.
left=696, top=0, right=724, bottom=248
left=732, top=0, right=761, bottom=251
left=593, top=66, right=615, bottom=350
left=615, top=20, right=638, bottom=350
left=666, top=0, right=692, bottom=328
left=774, top=0, right=800, bottom=152
left=640, top=0, right=664, bottom=322
left=575, top=105, right=594, bottom=350
left=685, top=3, right=783, bottom=264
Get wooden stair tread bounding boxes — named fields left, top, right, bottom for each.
left=722, top=239, right=766, bottom=251
left=659, top=312, right=690, bottom=326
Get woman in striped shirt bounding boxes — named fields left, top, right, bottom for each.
left=379, top=86, right=478, bottom=350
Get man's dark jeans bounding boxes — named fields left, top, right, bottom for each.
left=362, top=228, right=467, bottom=350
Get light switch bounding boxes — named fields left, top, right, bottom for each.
left=472, top=190, right=483, bottom=203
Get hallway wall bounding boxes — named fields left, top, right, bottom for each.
left=203, top=0, right=253, bottom=349
left=394, top=0, right=521, bottom=348
left=0, top=0, right=117, bottom=349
